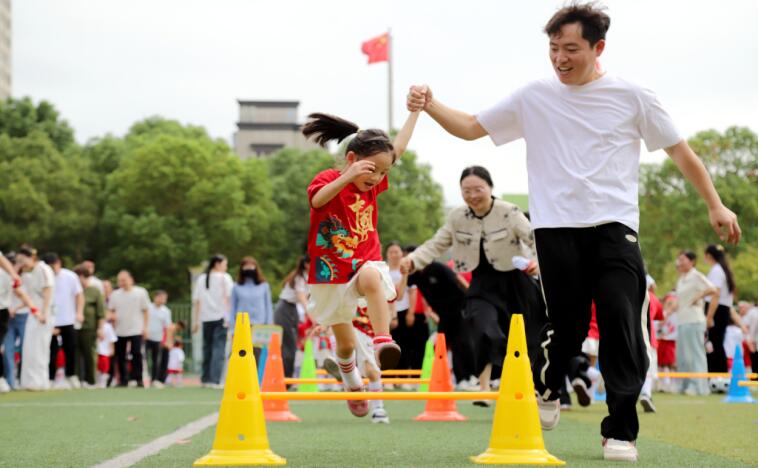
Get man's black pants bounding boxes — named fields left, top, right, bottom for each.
left=533, top=223, right=649, bottom=442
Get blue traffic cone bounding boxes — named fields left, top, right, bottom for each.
left=724, top=345, right=755, bottom=404
left=257, top=346, right=268, bottom=384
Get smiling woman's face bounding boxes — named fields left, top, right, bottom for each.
left=461, top=175, right=493, bottom=214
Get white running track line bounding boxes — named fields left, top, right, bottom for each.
left=91, top=412, right=218, bottom=468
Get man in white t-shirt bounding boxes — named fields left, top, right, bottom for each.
left=43, top=253, right=84, bottom=389
left=406, top=4, right=741, bottom=462
left=108, top=270, right=150, bottom=387
left=146, top=290, right=172, bottom=387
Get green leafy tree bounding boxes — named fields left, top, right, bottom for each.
left=0, top=97, right=76, bottom=152
left=0, top=131, right=97, bottom=256
left=640, top=126, right=757, bottom=295
left=101, top=118, right=278, bottom=297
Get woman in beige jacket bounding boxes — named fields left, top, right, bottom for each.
left=402, top=166, right=546, bottom=400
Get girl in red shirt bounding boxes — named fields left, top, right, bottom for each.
left=303, top=110, right=420, bottom=417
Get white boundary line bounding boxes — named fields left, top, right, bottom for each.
left=91, top=412, right=218, bottom=468
left=0, top=401, right=218, bottom=408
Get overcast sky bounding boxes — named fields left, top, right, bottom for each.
left=14, top=0, right=758, bottom=205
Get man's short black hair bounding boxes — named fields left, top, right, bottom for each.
left=544, top=2, right=611, bottom=47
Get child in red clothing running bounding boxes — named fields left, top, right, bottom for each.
left=303, top=110, right=420, bottom=417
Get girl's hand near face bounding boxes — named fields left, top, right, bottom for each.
left=342, top=160, right=376, bottom=182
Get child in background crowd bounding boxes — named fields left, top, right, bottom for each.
left=96, top=320, right=118, bottom=388
left=656, top=294, right=678, bottom=393
left=166, top=339, right=185, bottom=387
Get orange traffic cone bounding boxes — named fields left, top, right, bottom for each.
left=193, top=313, right=286, bottom=466
left=263, top=333, right=301, bottom=422
left=471, top=314, right=564, bottom=465
left=415, top=333, right=467, bottom=421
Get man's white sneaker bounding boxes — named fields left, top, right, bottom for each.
left=0, top=378, right=11, bottom=393
left=536, top=392, right=560, bottom=431
left=602, top=438, right=638, bottom=462
left=371, top=407, right=390, bottom=424
left=152, top=381, right=165, bottom=389
left=639, top=395, right=656, bottom=413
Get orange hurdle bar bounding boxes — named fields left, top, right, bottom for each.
left=315, top=369, right=422, bottom=376
left=284, top=378, right=429, bottom=385
left=260, top=391, right=499, bottom=401
left=657, top=372, right=758, bottom=379
left=738, top=381, right=758, bottom=387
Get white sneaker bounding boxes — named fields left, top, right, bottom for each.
left=400, top=383, right=414, bottom=391
left=383, top=384, right=395, bottom=391
left=536, top=392, right=560, bottom=431
left=52, top=379, right=72, bottom=390
left=602, top=438, right=638, bottom=461
left=371, top=407, right=390, bottom=424
left=456, top=376, right=480, bottom=392
left=152, top=381, right=165, bottom=389
left=0, top=378, right=11, bottom=393
left=639, top=395, right=656, bottom=413
left=67, top=376, right=82, bottom=389
left=82, top=382, right=97, bottom=390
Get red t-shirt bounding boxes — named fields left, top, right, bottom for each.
left=307, top=169, right=388, bottom=284
left=648, top=291, right=663, bottom=349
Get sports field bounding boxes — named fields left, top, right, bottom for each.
left=0, top=387, right=755, bottom=467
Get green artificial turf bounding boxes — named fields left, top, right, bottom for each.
left=1, top=388, right=755, bottom=467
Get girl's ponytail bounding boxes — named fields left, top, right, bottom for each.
left=302, top=113, right=359, bottom=147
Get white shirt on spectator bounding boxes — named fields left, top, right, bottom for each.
left=0, top=270, right=12, bottom=310
left=147, top=303, right=172, bottom=342
left=279, top=275, right=307, bottom=304
left=706, top=263, right=733, bottom=307
left=389, top=269, right=415, bottom=311
left=53, top=268, right=83, bottom=327
left=97, top=322, right=118, bottom=356
left=27, top=261, right=55, bottom=314
left=477, top=74, right=681, bottom=232
left=109, top=286, right=150, bottom=337
left=675, top=269, right=714, bottom=325
left=193, top=272, right=233, bottom=322
left=88, top=276, right=105, bottom=295
left=168, top=347, right=185, bottom=372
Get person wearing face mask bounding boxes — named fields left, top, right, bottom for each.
left=230, top=257, right=273, bottom=339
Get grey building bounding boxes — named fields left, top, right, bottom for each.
left=233, top=100, right=320, bottom=159
left=0, top=0, right=10, bottom=100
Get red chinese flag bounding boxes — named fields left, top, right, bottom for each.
left=361, top=32, right=389, bottom=64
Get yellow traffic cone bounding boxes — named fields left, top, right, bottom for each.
left=194, top=312, right=286, bottom=466
left=471, top=314, right=564, bottom=466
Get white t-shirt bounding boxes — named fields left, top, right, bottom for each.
left=675, top=269, right=714, bottom=325
left=0, top=270, right=12, bottom=310
left=109, top=286, right=150, bottom=337
left=389, top=269, right=414, bottom=312
left=53, top=268, right=83, bottom=327
left=705, top=263, right=733, bottom=307
left=193, top=272, right=233, bottom=322
left=745, top=307, right=758, bottom=345
left=279, top=275, right=307, bottom=304
left=168, top=347, right=185, bottom=371
left=97, top=322, right=118, bottom=356
left=147, top=303, right=172, bottom=342
left=477, top=75, right=682, bottom=232
left=27, top=261, right=55, bottom=314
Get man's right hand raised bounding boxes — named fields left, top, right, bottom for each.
left=407, top=85, right=432, bottom=112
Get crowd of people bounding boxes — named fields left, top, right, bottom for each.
left=0, top=247, right=186, bottom=391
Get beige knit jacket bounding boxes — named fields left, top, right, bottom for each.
left=409, top=199, right=536, bottom=273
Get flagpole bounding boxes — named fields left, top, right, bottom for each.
left=387, top=28, right=393, bottom=133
